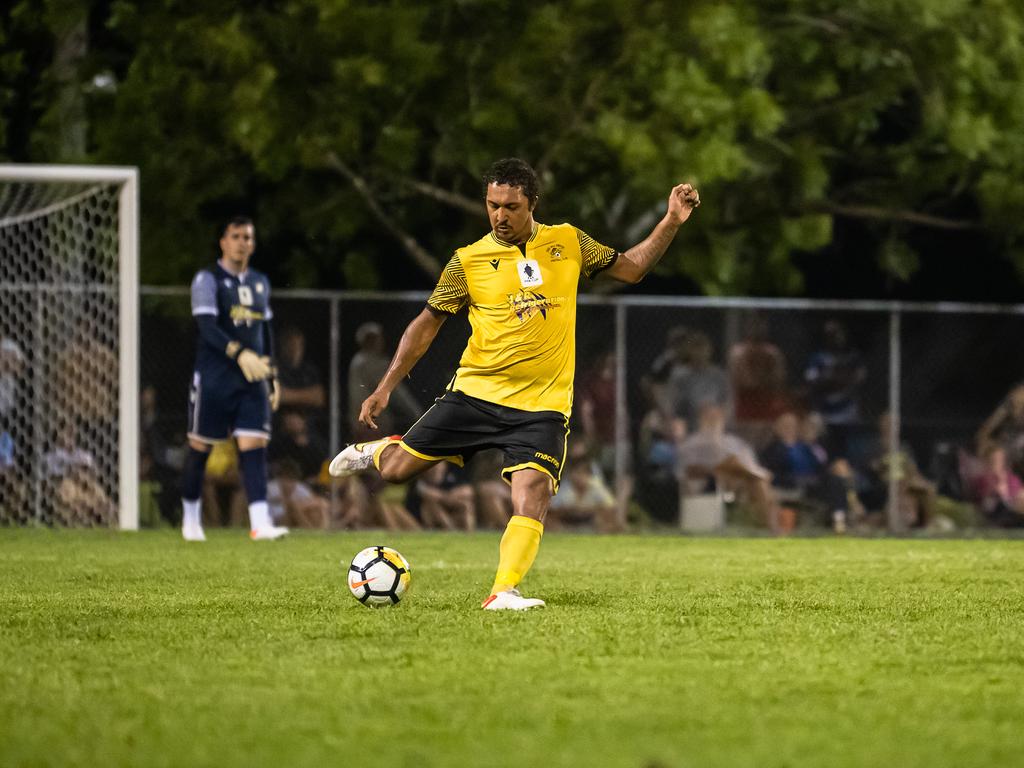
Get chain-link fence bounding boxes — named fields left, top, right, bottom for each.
left=137, top=288, right=1024, bottom=534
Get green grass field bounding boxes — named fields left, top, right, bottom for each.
left=2, top=529, right=1023, bottom=768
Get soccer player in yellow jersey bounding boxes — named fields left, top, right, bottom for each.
left=330, top=158, right=700, bottom=610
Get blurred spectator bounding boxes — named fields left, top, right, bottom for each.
left=332, top=472, right=421, bottom=532
left=976, top=383, right=1024, bottom=476
left=405, top=462, right=476, bottom=530
left=760, top=411, right=859, bottom=532
left=202, top=439, right=247, bottom=527
left=803, top=319, right=867, bottom=457
left=968, top=444, right=1024, bottom=528
left=677, top=403, right=780, bottom=533
left=579, top=351, right=618, bottom=469
left=0, top=339, right=26, bottom=519
left=549, top=444, right=617, bottom=532
left=269, top=408, right=329, bottom=484
left=647, top=325, right=692, bottom=413
left=347, top=321, right=421, bottom=439
left=578, top=350, right=632, bottom=524
left=43, top=423, right=115, bottom=526
left=857, top=411, right=935, bottom=529
left=139, top=383, right=185, bottom=524
left=0, top=338, right=24, bottom=452
left=54, top=334, right=116, bottom=427
left=469, top=450, right=514, bottom=529
left=636, top=403, right=687, bottom=524
left=275, top=326, right=327, bottom=429
left=667, top=331, right=730, bottom=429
left=267, top=458, right=329, bottom=528
left=728, top=312, right=788, bottom=447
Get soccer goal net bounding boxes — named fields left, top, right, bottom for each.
left=0, top=165, right=138, bottom=530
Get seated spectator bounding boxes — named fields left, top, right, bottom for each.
left=970, top=444, right=1024, bottom=528
left=728, top=312, right=789, bottom=449
left=636, top=403, right=687, bottom=524
left=803, top=319, right=867, bottom=458
left=331, top=472, right=421, bottom=532
left=405, top=462, right=476, bottom=530
left=275, top=326, right=327, bottom=433
left=348, top=322, right=421, bottom=439
left=139, top=383, right=185, bottom=525
left=578, top=350, right=617, bottom=468
left=268, top=458, right=329, bottom=529
left=269, top=409, right=329, bottom=485
left=43, top=423, right=115, bottom=526
left=647, top=325, right=693, bottom=414
left=202, top=439, right=246, bottom=527
left=469, top=450, right=514, bottom=529
left=976, top=383, right=1024, bottom=476
left=857, top=412, right=935, bottom=529
left=760, top=411, right=859, bottom=532
left=677, top=403, right=780, bottom=533
left=549, top=448, right=617, bottom=532
left=668, top=331, right=730, bottom=430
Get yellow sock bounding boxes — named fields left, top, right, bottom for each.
left=489, top=515, right=544, bottom=595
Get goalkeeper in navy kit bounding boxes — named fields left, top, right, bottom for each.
left=180, top=216, right=287, bottom=542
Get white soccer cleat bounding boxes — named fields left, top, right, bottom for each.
left=182, top=522, right=206, bottom=542
left=482, top=588, right=546, bottom=611
left=250, top=525, right=289, bottom=541
left=329, top=437, right=399, bottom=477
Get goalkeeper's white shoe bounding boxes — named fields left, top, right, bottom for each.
left=329, top=436, right=401, bottom=478
left=250, top=525, right=289, bottom=541
left=482, top=588, right=546, bottom=611
left=182, top=522, right=206, bottom=542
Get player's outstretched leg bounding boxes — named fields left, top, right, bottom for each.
left=482, top=515, right=546, bottom=611
left=329, top=436, right=402, bottom=478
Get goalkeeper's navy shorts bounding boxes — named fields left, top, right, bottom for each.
left=187, top=370, right=271, bottom=443
left=398, top=389, right=568, bottom=492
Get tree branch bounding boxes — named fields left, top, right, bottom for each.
left=325, top=153, right=442, bottom=278
left=398, top=177, right=480, bottom=215
left=805, top=200, right=978, bottom=231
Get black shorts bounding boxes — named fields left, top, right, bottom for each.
left=399, top=390, right=569, bottom=491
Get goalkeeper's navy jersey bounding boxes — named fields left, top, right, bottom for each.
left=191, top=262, right=273, bottom=388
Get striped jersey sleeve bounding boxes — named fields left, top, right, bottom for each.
left=575, top=227, right=617, bottom=278
left=427, top=252, right=469, bottom=314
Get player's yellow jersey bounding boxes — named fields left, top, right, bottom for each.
left=427, top=222, right=616, bottom=416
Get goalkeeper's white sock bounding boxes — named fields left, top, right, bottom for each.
left=183, top=500, right=202, bottom=529
left=248, top=501, right=271, bottom=531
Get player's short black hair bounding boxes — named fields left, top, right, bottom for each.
left=482, top=158, right=540, bottom=206
left=221, top=215, right=254, bottom=236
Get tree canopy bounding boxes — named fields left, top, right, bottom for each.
left=3, top=0, right=1024, bottom=298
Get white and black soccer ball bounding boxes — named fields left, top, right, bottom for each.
left=347, top=546, right=411, bottom=607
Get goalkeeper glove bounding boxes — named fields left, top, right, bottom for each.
left=226, top=342, right=272, bottom=382
left=268, top=372, right=281, bottom=412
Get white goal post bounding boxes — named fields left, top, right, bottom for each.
left=0, top=165, right=139, bottom=530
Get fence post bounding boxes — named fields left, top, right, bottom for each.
left=886, top=309, right=904, bottom=533
left=329, top=296, right=341, bottom=522
left=614, top=301, right=629, bottom=529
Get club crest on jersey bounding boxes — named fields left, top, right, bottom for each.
left=517, top=259, right=543, bottom=288
left=507, top=290, right=564, bottom=324
left=547, top=244, right=565, bottom=261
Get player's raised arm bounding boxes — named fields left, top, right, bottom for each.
left=359, top=307, right=447, bottom=429
left=602, top=183, right=700, bottom=285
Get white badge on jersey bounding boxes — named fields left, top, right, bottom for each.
left=517, top=259, right=543, bottom=288
left=238, top=285, right=254, bottom=306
